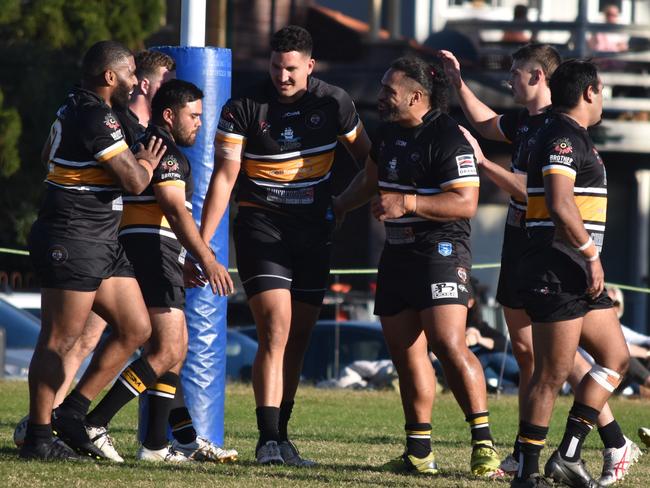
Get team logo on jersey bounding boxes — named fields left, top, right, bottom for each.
left=259, top=120, right=271, bottom=134
left=104, top=114, right=120, bottom=130
left=553, top=138, right=573, bottom=155
left=386, top=157, right=399, bottom=181
left=278, top=126, right=301, bottom=150
left=161, top=154, right=179, bottom=175
left=438, top=241, right=453, bottom=257
left=306, top=110, right=325, bottom=129
left=48, top=245, right=68, bottom=265
left=456, top=154, right=477, bottom=176
left=410, top=151, right=421, bottom=163
left=431, top=282, right=458, bottom=299
left=456, top=267, right=468, bottom=283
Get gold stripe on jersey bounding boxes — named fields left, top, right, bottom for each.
left=338, top=120, right=364, bottom=144
left=527, top=195, right=607, bottom=223
left=120, top=203, right=171, bottom=229
left=47, top=165, right=116, bottom=187
left=154, top=180, right=186, bottom=188
left=95, top=140, right=129, bottom=162
left=542, top=164, right=577, bottom=180
left=440, top=176, right=481, bottom=190
left=216, top=129, right=246, bottom=145
left=243, top=151, right=334, bottom=182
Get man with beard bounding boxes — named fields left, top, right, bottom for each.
left=200, top=25, right=371, bottom=465
left=440, top=45, right=641, bottom=484
left=511, top=59, right=629, bottom=488
left=334, top=56, right=500, bottom=477
left=62, top=79, right=233, bottom=462
left=20, top=40, right=167, bottom=460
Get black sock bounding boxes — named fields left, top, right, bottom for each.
left=516, top=421, right=548, bottom=480
left=26, top=422, right=53, bottom=444
left=169, top=382, right=197, bottom=444
left=512, top=437, right=521, bottom=459
left=86, top=357, right=157, bottom=427
left=143, top=372, right=179, bottom=450
left=405, top=422, right=432, bottom=458
left=558, top=402, right=599, bottom=462
left=59, top=389, right=91, bottom=416
left=278, top=401, right=294, bottom=442
left=256, top=406, right=280, bottom=446
left=598, top=420, right=626, bottom=449
left=466, top=411, right=494, bottom=445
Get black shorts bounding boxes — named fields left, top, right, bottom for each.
left=139, top=282, right=185, bottom=310
left=496, top=224, right=528, bottom=309
left=518, top=248, right=614, bottom=323
left=374, top=250, right=471, bottom=316
left=233, top=208, right=333, bottom=306
left=29, top=225, right=134, bottom=292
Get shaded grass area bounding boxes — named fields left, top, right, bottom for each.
left=1, top=381, right=650, bottom=487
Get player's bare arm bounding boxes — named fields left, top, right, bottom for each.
left=200, top=139, right=242, bottom=243
left=104, top=136, right=166, bottom=194
left=155, top=183, right=234, bottom=296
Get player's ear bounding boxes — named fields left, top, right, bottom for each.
left=104, top=69, right=116, bottom=87
left=162, top=107, right=174, bottom=126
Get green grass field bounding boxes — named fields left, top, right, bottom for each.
left=1, top=381, right=650, bottom=487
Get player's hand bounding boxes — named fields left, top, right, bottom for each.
left=332, top=195, right=347, bottom=229
left=465, top=327, right=481, bottom=347
left=135, top=136, right=167, bottom=170
left=438, top=50, right=462, bottom=89
left=202, top=258, right=234, bottom=296
left=183, top=259, right=206, bottom=288
left=371, top=192, right=406, bottom=221
left=586, top=257, right=605, bottom=299
left=458, top=125, right=485, bottom=167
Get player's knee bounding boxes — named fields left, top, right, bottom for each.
left=535, top=366, right=571, bottom=391
left=511, top=341, right=534, bottom=370
left=588, top=362, right=626, bottom=392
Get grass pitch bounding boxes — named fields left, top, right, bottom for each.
left=1, top=381, right=650, bottom=487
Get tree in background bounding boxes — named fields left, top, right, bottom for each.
left=0, top=0, right=165, bottom=256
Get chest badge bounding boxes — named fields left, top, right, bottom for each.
left=278, top=126, right=301, bottom=151
left=386, top=157, right=399, bottom=181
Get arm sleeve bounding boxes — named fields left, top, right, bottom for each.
left=540, top=134, right=581, bottom=181
left=333, top=87, right=363, bottom=144
left=215, top=98, right=249, bottom=147
left=81, top=106, right=129, bottom=163
left=496, top=110, right=520, bottom=143
left=152, top=147, right=186, bottom=189
left=437, top=126, right=481, bottom=191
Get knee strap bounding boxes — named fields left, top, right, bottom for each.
left=588, top=364, right=621, bottom=392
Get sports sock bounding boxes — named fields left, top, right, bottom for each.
left=558, top=402, right=599, bottom=462
left=26, top=422, right=53, bottom=444
left=598, top=420, right=626, bottom=449
left=86, top=357, right=157, bottom=427
left=278, top=401, right=294, bottom=442
left=466, top=411, right=494, bottom=445
left=143, top=372, right=179, bottom=450
left=405, top=422, right=432, bottom=458
left=256, top=406, right=280, bottom=446
left=169, top=382, right=197, bottom=444
left=511, top=437, right=521, bottom=460
left=58, top=389, right=91, bottom=416
left=515, top=421, right=548, bottom=480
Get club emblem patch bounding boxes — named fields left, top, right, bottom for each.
left=48, top=245, right=69, bottom=265
left=438, top=242, right=453, bottom=257
left=553, top=138, right=573, bottom=155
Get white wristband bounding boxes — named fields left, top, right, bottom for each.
left=586, top=252, right=599, bottom=262
left=576, top=236, right=593, bottom=252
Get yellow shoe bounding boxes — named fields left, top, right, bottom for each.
left=381, top=451, right=439, bottom=475
left=471, top=441, right=501, bottom=477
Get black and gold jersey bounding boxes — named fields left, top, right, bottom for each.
left=119, top=125, right=193, bottom=246
left=498, top=108, right=553, bottom=229
left=216, top=77, right=362, bottom=221
left=370, top=109, right=480, bottom=260
left=526, top=113, right=607, bottom=267
left=37, top=88, right=130, bottom=243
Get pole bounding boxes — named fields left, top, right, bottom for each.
left=368, top=0, right=382, bottom=41
left=388, top=0, right=401, bottom=39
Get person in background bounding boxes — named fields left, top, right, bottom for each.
left=588, top=4, right=629, bottom=53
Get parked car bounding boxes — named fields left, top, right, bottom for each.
left=0, top=297, right=41, bottom=377
left=225, top=329, right=257, bottom=381
left=236, top=320, right=389, bottom=382
left=0, top=291, right=41, bottom=318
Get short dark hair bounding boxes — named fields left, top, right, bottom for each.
left=549, top=59, right=600, bottom=112
left=135, top=50, right=176, bottom=81
left=82, top=40, right=133, bottom=80
left=389, top=56, right=450, bottom=112
left=152, top=79, right=204, bottom=120
left=270, top=25, right=313, bottom=55
left=512, top=43, right=562, bottom=82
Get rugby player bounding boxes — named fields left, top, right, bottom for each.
left=200, top=25, right=371, bottom=464
left=440, top=45, right=640, bottom=484
left=334, top=56, right=500, bottom=477
left=20, top=40, right=166, bottom=460
left=511, top=59, right=629, bottom=488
